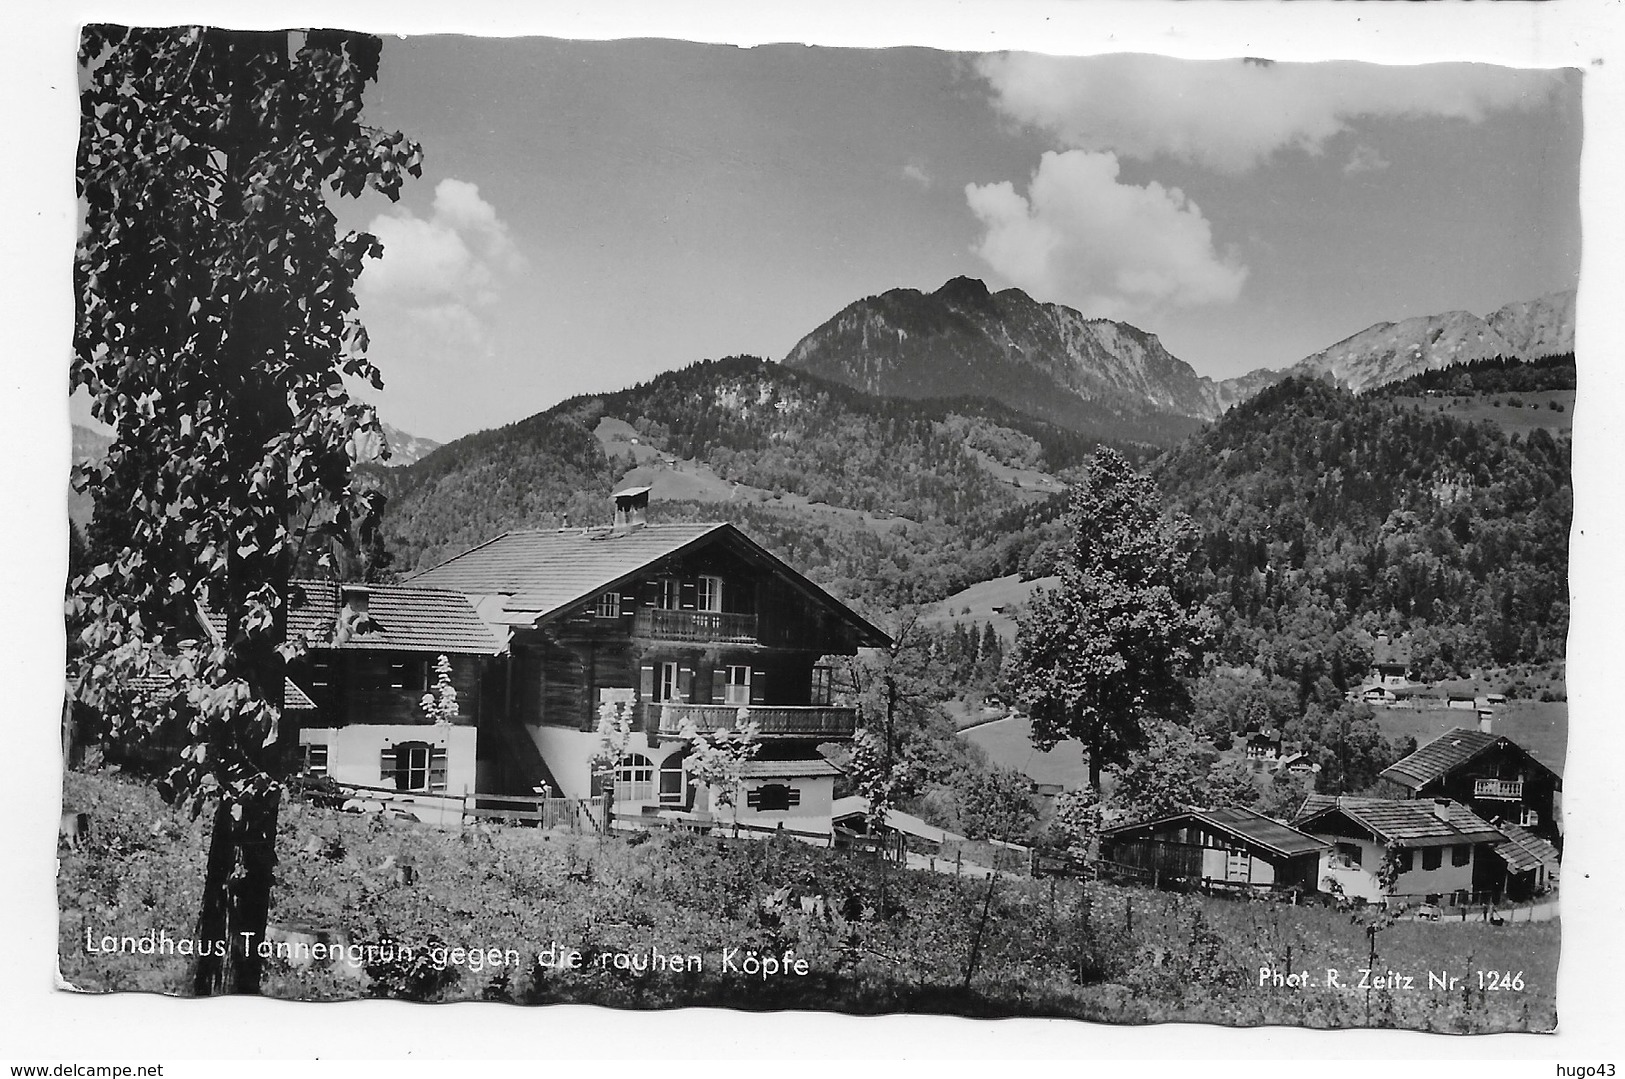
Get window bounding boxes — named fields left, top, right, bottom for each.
left=1336, top=842, right=1363, bottom=867
left=660, top=662, right=683, bottom=703
left=810, top=665, right=833, bottom=707
left=1396, top=848, right=1413, bottom=873
left=614, top=754, right=655, bottom=803
left=309, top=656, right=332, bottom=695
left=725, top=665, right=752, bottom=706
left=657, top=578, right=681, bottom=610
left=659, top=750, right=688, bottom=806
left=746, top=783, right=800, bottom=812
left=698, top=575, right=724, bottom=613
left=595, top=591, right=621, bottom=618
left=299, top=743, right=328, bottom=777
left=389, top=659, right=428, bottom=692
left=1451, top=844, right=1471, bottom=867
left=382, top=741, right=446, bottom=792
left=1422, top=847, right=1442, bottom=871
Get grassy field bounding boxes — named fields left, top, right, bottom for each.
left=1390, top=390, right=1574, bottom=436
left=1371, top=701, right=1567, bottom=777
left=960, top=714, right=1092, bottom=789
left=924, top=573, right=1059, bottom=640
left=57, top=768, right=1557, bottom=1030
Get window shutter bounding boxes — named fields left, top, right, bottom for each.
left=710, top=669, right=727, bottom=704
left=380, top=747, right=395, bottom=784
left=429, top=748, right=448, bottom=793
left=681, top=580, right=696, bottom=610
left=751, top=669, right=766, bottom=704
left=640, top=665, right=655, bottom=700
left=678, top=667, right=694, bottom=702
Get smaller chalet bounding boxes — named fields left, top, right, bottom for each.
left=1098, top=807, right=1327, bottom=893
left=1294, top=794, right=1504, bottom=904
left=1374, top=725, right=1561, bottom=841
left=284, top=579, right=508, bottom=803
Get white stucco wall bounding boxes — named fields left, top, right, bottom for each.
left=1314, top=835, right=1478, bottom=903
left=299, top=724, right=476, bottom=828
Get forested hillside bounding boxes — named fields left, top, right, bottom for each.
left=374, top=357, right=1111, bottom=604
left=1155, top=376, right=1571, bottom=685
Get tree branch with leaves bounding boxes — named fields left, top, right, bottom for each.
left=69, top=25, right=420, bottom=995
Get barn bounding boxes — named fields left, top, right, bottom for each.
left=1098, top=806, right=1327, bottom=893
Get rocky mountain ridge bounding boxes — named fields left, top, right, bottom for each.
left=784, top=277, right=1575, bottom=436
left=1285, top=290, right=1575, bottom=394
left=784, top=277, right=1273, bottom=431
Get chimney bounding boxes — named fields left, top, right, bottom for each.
left=335, top=584, right=375, bottom=643
left=1433, top=798, right=1452, bottom=821
left=612, top=487, right=651, bottom=533
left=1478, top=710, right=1493, bottom=734
left=340, top=584, right=370, bottom=617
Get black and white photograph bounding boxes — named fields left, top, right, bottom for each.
left=9, top=0, right=1625, bottom=1066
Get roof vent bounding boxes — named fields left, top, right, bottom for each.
left=612, top=486, right=651, bottom=533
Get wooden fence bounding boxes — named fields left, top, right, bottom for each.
left=314, top=780, right=609, bottom=833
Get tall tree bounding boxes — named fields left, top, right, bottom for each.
left=69, top=26, right=420, bottom=994
left=1008, top=447, right=1214, bottom=790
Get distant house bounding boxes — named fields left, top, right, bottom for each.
left=1294, top=794, right=1505, bottom=904
left=1275, top=751, right=1320, bottom=779
left=1373, top=725, right=1561, bottom=841
left=1098, top=807, right=1327, bottom=893
left=1368, top=632, right=1412, bottom=687
left=1244, top=729, right=1282, bottom=763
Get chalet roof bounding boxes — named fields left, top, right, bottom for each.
left=405, top=523, right=891, bottom=646
left=830, top=796, right=967, bottom=845
left=130, top=674, right=317, bottom=710
left=284, top=679, right=317, bottom=711
left=1371, top=636, right=1411, bottom=668
left=1379, top=728, right=1559, bottom=791
left=736, top=758, right=843, bottom=779
left=1493, top=821, right=1562, bottom=875
left=1295, top=795, right=1503, bottom=848
left=286, top=580, right=505, bottom=655
left=1102, top=806, right=1327, bottom=860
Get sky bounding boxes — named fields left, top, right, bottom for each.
left=314, top=39, right=1583, bottom=443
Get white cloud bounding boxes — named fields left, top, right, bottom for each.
left=1343, top=144, right=1391, bottom=176
left=358, top=178, right=526, bottom=340
left=901, top=163, right=932, bottom=188
left=977, top=54, right=1559, bottom=174
left=965, top=150, right=1248, bottom=319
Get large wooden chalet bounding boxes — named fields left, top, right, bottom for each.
left=288, top=488, right=889, bottom=836
left=1373, top=725, right=1561, bottom=842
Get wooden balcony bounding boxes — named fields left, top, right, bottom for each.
left=641, top=701, right=857, bottom=740
left=1474, top=778, right=1524, bottom=800
left=632, top=608, right=759, bottom=643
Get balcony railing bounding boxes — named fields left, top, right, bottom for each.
left=641, top=701, right=857, bottom=740
left=1474, top=778, right=1524, bottom=800
left=633, top=608, right=759, bottom=643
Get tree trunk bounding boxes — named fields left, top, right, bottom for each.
left=193, top=785, right=281, bottom=995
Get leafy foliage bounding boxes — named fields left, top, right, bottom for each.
left=70, top=25, right=419, bottom=993
left=1155, top=377, right=1570, bottom=679
left=1009, top=448, right=1214, bottom=789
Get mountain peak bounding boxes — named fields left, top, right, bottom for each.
left=933, top=276, right=993, bottom=306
